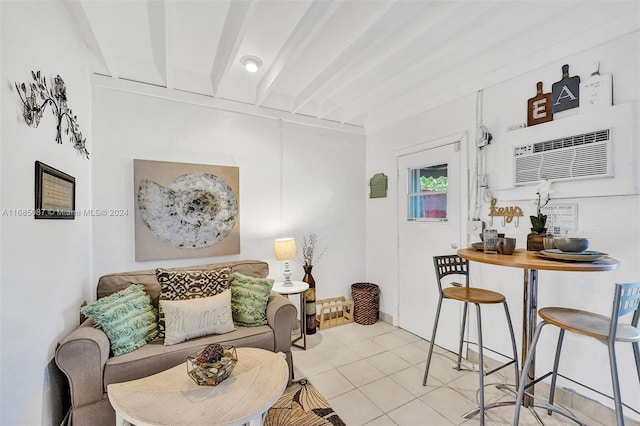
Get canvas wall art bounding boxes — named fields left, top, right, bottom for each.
left=134, top=159, right=240, bottom=261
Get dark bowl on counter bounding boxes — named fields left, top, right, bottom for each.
left=553, top=237, right=589, bottom=253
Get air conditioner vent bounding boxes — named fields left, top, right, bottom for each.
left=514, top=129, right=612, bottom=185
left=532, top=129, right=609, bottom=153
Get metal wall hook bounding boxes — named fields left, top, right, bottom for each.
left=488, top=198, right=523, bottom=228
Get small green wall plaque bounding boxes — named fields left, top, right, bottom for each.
left=369, top=173, right=388, bottom=198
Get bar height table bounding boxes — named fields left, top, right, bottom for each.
left=457, top=248, right=619, bottom=410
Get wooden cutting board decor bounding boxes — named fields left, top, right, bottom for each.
left=580, top=61, right=612, bottom=110
left=527, top=81, right=553, bottom=127
left=552, top=64, right=580, bottom=113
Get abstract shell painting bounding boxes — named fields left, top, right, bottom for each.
left=134, top=159, right=240, bottom=261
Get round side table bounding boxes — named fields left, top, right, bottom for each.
left=272, top=281, right=309, bottom=350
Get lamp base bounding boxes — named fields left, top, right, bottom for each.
left=282, top=261, right=293, bottom=286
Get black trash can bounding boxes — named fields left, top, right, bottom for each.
left=351, top=283, right=380, bottom=325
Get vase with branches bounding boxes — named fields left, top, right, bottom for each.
left=297, top=233, right=327, bottom=267
left=296, top=233, right=326, bottom=335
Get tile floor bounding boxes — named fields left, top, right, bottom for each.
left=291, top=321, right=639, bottom=426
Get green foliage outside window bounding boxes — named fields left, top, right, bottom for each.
left=420, top=176, right=448, bottom=192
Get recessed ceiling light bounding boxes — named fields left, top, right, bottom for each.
left=240, top=55, right=262, bottom=73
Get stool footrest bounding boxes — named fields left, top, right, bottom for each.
left=536, top=371, right=640, bottom=418
left=485, top=359, right=517, bottom=377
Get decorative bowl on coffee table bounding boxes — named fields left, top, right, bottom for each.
left=187, top=345, right=237, bottom=386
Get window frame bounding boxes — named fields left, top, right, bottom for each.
left=406, top=163, right=449, bottom=223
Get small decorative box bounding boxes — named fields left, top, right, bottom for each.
left=186, top=345, right=237, bottom=386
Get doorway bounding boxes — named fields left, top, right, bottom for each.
left=397, top=136, right=464, bottom=352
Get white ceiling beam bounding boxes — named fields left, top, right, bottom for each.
left=255, top=0, right=341, bottom=106
left=315, top=1, right=474, bottom=120
left=146, top=0, right=167, bottom=87
left=346, top=1, right=608, bottom=126
left=366, top=6, right=639, bottom=133
left=91, top=74, right=364, bottom=135
left=209, top=0, right=253, bottom=96
left=338, top=3, right=541, bottom=124
left=163, top=1, right=176, bottom=89
left=64, top=0, right=118, bottom=78
left=291, top=0, right=428, bottom=114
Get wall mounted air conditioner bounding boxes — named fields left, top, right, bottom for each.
left=513, top=129, right=613, bottom=185
left=490, top=102, right=636, bottom=200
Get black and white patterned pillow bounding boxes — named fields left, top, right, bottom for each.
left=155, top=267, right=231, bottom=339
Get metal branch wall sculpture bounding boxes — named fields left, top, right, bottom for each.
left=15, top=71, right=89, bottom=159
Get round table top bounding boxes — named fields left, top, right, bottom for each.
left=457, top=248, right=619, bottom=272
left=107, top=347, right=289, bottom=426
left=272, top=280, right=309, bottom=294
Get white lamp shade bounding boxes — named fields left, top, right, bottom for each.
left=274, top=238, right=296, bottom=260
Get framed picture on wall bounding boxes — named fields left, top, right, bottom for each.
left=134, top=159, right=240, bottom=261
left=35, top=161, right=75, bottom=219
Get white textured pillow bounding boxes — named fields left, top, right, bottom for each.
left=161, top=290, right=234, bottom=346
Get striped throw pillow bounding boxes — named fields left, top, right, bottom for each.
left=81, top=284, right=158, bottom=356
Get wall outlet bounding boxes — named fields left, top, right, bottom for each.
left=467, top=220, right=483, bottom=235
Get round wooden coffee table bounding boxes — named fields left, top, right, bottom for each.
left=107, top=347, right=289, bottom=426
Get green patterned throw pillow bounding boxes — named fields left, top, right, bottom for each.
left=81, top=284, right=158, bottom=356
left=230, top=272, right=273, bottom=327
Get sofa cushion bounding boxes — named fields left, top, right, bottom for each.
left=156, top=266, right=231, bottom=338
left=230, top=272, right=274, bottom=327
left=96, top=260, right=270, bottom=309
left=161, top=290, right=234, bottom=345
left=81, top=284, right=158, bottom=356
left=103, top=325, right=274, bottom=390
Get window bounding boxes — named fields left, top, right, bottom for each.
left=408, top=163, right=448, bottom=221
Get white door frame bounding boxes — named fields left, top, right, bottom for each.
left=393, top=131, right=469, bottom=328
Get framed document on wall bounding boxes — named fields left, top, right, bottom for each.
left=35, top=161, right=75, bottom=219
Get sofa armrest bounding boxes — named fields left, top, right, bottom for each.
left=55, top=319, right=111, bottom=408
left=266, top=292, right=297, bottom=353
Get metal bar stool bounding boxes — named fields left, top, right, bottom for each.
left=423, top=255, right=520, bottom=425
left=514, top=282, right=640, bottom=426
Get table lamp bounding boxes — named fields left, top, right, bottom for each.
left=274, top=238, right=296, bottom=286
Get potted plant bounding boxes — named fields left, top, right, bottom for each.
left=528, top=179, right=553, bottom=250
left=530, top=179, right=552, bottom=233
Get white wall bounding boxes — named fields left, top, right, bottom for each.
left=90, top=83, right=366, bottom=305
left=366, top=29, right=640, bottom=417
left=0, top=1, right=92, bottom=425
left=1, top=2, right=366, bottom=424
left=2, top=0, right=637, bottom=423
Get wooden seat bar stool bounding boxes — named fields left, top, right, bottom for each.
left=423, top=255, right=520, bottom=425
left=514, top=282, right=640, bottom=426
